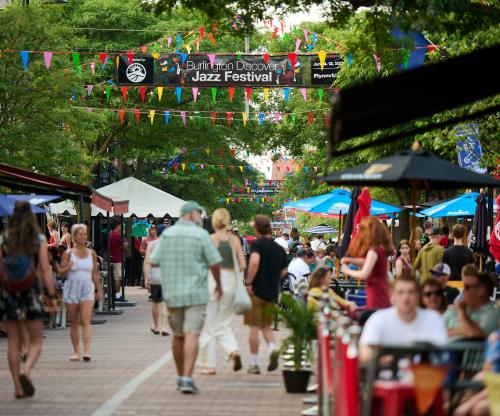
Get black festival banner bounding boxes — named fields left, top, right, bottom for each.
left=116, top=54, right=341, bottom=87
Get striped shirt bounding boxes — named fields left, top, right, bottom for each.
left=150, top=220, right=221, bottom=308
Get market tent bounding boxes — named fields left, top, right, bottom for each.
left=90, top=177, right=185, bottom=218
left=305, top=225, right=337, bottom=234
left=48, top=200, right=77, bottom=215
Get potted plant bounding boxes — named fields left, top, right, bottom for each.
left=275, top=293, right=317, bottom=393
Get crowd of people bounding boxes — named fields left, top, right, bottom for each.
left=0, top=199, right=499, bottom=415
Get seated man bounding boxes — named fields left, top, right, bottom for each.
left=359, top=275, right=448, bottom=363
left=287, top=248, right=315, bottom=291
left=444, top=272, right=500, bottom=342
left=430, top=262, right=460, bottom=304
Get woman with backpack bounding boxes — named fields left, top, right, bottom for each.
left=59, top=224, right=102, bottom=362
left=0, top=201, right=57, bottom=399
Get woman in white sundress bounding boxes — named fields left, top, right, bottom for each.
left=198, top=208, right=246, bottom=375
left=60, top=224, right=102, bottom=362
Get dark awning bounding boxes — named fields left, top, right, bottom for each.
left=0, top=163, right=91, bottom=202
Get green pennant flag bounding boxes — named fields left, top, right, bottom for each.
left=105, top=86, right=111, bottom=102
left=291, top=113, right=296, bottom=125
left=402, top=49, right=410, bottom=70
left=236, top=52, right=242, bottom=60
left=71, top=52, right=81, bottom=73
left=318, top=88, right=324, bottom=102
left=282, top=32, right=289, bottom=42
left=211, top=87, right=217, bottom=103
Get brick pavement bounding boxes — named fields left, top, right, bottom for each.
left=0, top=287, right=311, bottom=416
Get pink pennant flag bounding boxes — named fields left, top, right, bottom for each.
left=295, top=38, right=301, bottom=52
left=140, top=45, right=147, bottom=53
left=192, top=87, right=199, bottom=102
left=195, top=39, right=200, bottom=52
left=303, top=29, right=309, bottom=42
left=90, top=62, right=95, bottom=75
left=180, top=111, right=186, bottom=126
left=207, top=53, right=216, bottom=67
left=43, top=51, right=53, bottom=70
left=373, top=53, right=381, bottom=72
left=86, top=85, right=94, bottom=95
left=167, top=36, right=172, bottom=47
left=300, top=88, right=307, bottom=101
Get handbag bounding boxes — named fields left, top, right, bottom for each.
left=230, top=238, right=252, bottom=314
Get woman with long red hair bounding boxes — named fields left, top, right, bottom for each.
left=340, top=216, right=393, bottom=309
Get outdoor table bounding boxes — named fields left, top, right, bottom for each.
left=371, top=380, right=445, bottom=416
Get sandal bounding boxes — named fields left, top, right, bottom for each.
left=200, top=369, right=217, bottom=375
left=69, top=354, right=80, bottom=362
left=232, top=354, right=242, bottom=372
left=161, top=331, right=170, bottom=336
left=150, top=327, right=159, bottom=335
left=82, top=355, right=91, bottom=362
left=15, top=394, right=27, bottom=400
left=18, top=374, right=35, bottom=397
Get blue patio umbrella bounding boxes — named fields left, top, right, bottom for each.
left=419, top=192, right=498, bottom=218
left=6, top=194, right=60, bottom=205
left=284, top=189, right=401, bottom=216
left=0, top=194, right=47, bottom=216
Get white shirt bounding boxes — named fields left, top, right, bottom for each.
left=287, top=257, right=311, bottom=290
left=310, top=239, right=326, bottom=251
left=274, top=237, right=289, bottom=253
left=360, top=307, right=448, bottom=347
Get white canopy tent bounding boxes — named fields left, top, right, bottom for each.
left=47, top=199, right=77, bottom=216
left=90, top=177, right=186, bottom=218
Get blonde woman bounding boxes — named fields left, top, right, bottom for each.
left=60, top=224, right=102, bottom=362
left=198, top=208, right=246, bottom=374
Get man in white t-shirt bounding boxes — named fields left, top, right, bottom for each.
left=359, top=275, right=448, bottom=362
left=274, top=233, right=290, bottom=254
left=310, top=234, right=326, bottom=251
left=287, top=248, right=315, bottom=291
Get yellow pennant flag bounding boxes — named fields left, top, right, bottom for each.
left=242, top=112, right=247, bottom=127
left=157, top=87, right=163, bottom=102
left=149, top=110, right=155, bottom=125
left=239, top=166, right=243, bottom=172
left=116, top=56, right=120, bottom=68
left=261, top=197, right=264, bottom=203
left=318, top=50, right=327, bottom=70
left=152, top=52, right=160, bottom=59
left=263, top=87, right=269, bottom=103
left=181, top=163, right=186, bottom=171
left=247, top=187, right=250, bottom=193
left=185, top=45, right=191, bottom=54
left=226, top=198, right=230, bottom=204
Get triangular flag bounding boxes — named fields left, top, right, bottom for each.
left=20, top=51, right=29, bottom=70
left=152, top=52, right=160, bottom=59
left=348, top=52, right=353, bottom=66
left=303, top=29, right=309, bottom=42
left=167, top=36, right=172, bottom=47
left=127, top=51, right=134, bottom=64
left=71, top=52, right=81, bottom=72
left=242, top=112, right=247, bottom=127
left=280, top=20, right=284, bottom=34
left=291, top=114, right=296, bottom=125
left=121, top=86, right=128, bottom=103
left=263, top=87, right=269, bottom=103
left=164, top=111, right=170, bottom=125
left=211, top=112, right=216, bottom=125
left=288, top=52, right=296, bottom=67
left=134, top=108, right=141, bottom=123
left=295, top=38, right=302, bottom=51
left=263, top=53, right=270, bottom=64
left=149, top=110, right=155, bottom=125
left=200, top=27, right=205, bottom=41
left=90, top=62, right=95, bottom=75
left=402, top=49, right=410, bottom=70
left=119, top=110, right=125, bottom=124
left=86, top=85, right=94, bottom=96
left=207, top=33, right=216, bottom=46
left=181, top=53, right=188, bottom=64
left=205, top=148, right=210, bottom=155
left=180, top=111, right=186, bottom=126
left=173, top=164, right=178, bottom=172
left=140, top=45, right=147, bottom=53
left=284, top=88, right=289, bottom=102
left=300, top=88, right=307, bottom=101
left=318, top=50, right=327, bottom=69
left=307, top=112, right=313, bottom=125
left=259, top=112, right=265, bottom=126
left=157, top=86, right=163, bottom=102
left=116, top=56, right=119, bottom=68
left=192, top=87, right=198, bottom=102
left=228, top=86, right=235, bottom=103
left=176, top=34, right=182, bottom=46
left=181, top=163, right=186, bottom=171
left=139, top=87, right=146, bottom=103
left=195, top=39, right=200, bottom=52
left=99, top=53, right=107, bottom=65
left=185, top=45, right=191, bottom=54
left=373, top=53, right=381, bottom=72
left=245, top=87, right=251, bottom=102
left=211, top=87, right=217, bottom=103
left=318, top=88, right=324, bottom=102
left=271, top=27, right=279, bottom=39
left=226, top=112, right=232, bottom=127
left=43, top=52, right=53, bottom=70
left=176, top=87, right=182, bottom=103
left=207, top=53, right=216, bottom=67
left=411, top=364, right=448, bottom=416
left=105, top=86, right=111, bottom=102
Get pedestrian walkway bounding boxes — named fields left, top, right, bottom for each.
left=0, top=288, right=308, bottom=415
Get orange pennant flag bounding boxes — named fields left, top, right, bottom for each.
left=411, top=364, right=448, bottom=415
left=119, top=110, right=125, bottom=124
left=208, top=33, right=216, bottom=46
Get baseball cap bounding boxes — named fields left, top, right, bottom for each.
left=429, top=227, right=442, bottom=236
left=232, top=227, right=239, bottom=233
left=430, top=262, right=451, bottom=276
left=180, top=201, right=203, bottom=216
left=156, top=224, right=167, bottom=236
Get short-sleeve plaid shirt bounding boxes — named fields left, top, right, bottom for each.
left=150, top=220, right=222, bottom=308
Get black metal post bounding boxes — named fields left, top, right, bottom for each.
left=106, top=212, right=114, bottom=311
left=121, top=214, right=125, bottom=301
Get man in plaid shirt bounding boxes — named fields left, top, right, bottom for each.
left=151, top=201, right=222, bottom=394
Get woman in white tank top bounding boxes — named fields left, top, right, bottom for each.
left=60, top=224, right=102, bottom=362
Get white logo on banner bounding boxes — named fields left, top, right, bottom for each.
left=126, top=63, right=146, bottom=83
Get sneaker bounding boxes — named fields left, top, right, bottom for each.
left=247, top=365, right=261, bottom=374
left=176, top=377, right=182, bottom=390
left=268, top=351, right=279, bottom=372
left=180, top=379, right=199, bottom=394
left=301, top=405, right=318, bottom=416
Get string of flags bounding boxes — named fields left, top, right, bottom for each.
left=163, top=163, right=321, bottom=174
left=74, top=106, right=331, bottom=128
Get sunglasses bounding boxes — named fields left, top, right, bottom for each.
left=423, top=290, right=443, bottom=297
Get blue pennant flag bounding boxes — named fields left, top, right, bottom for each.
left=176, top=34, right=182, bottom=46
left=348, top=53, right=353, bottom=66
left=176, top=87, right=182, bottom=103
left=304, top=166, right=309, bottom=173
left=20, top=51, right=29, bottom=70
left=259, top=112, right=264, bottom=126
left=283, top=88, right=289, bottom=102
left=181, top=53, right=188, bottom=64
left=164, top=111, right=170, bottom=125
left=312, top=33, right=317, bottom=47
